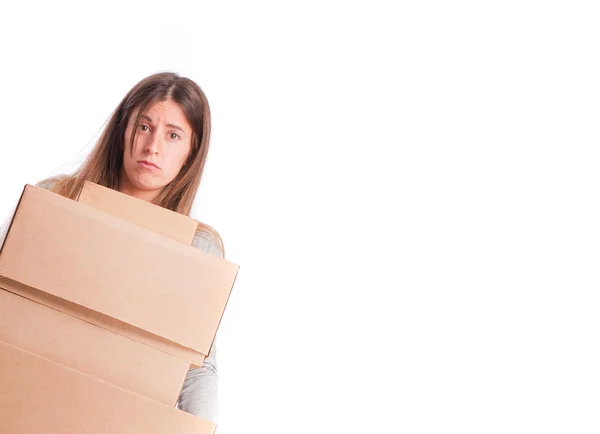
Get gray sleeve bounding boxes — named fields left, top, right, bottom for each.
left=176, top=232, right=223, bottom=424
left=177, top=337, right=219, bottom=424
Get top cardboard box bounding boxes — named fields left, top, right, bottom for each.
left=77, top=181, right=199, bottom=245
left=0, top=184, right=238, bottom=360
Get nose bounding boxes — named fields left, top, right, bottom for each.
left=144, top=132, right=160, bottom=155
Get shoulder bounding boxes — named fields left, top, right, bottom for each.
left=192, top=230, right=224, bottom=258
left=36, top=174, right=68, bottom=191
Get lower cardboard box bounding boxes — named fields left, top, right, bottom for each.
left=0, top=340, right=216, bottom=434
left=0, top=285, right=190, bottom=406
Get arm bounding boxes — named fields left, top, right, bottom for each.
left=177, top=338, right=219, bottom=424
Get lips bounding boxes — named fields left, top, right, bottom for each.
left=138, top=160, right=160, bottom=169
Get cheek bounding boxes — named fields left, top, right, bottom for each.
left=168, top=149, right=190, bottom=175
left=175, top=142, right=192, bottom=168
left=122, top=129, right=143, bottom=163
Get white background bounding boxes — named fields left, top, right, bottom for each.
left=1, top=1, right=600, bottom=432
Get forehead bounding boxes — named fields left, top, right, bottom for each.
left=132, top=100, right=191, bottom=129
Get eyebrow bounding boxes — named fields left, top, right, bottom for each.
left=140, top=114, right=186, bottom=135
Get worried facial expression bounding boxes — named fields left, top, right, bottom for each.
left=121, top=99, right=193, bottom=199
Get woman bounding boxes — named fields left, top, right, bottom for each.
left=36, top=72, right=223, bottom=424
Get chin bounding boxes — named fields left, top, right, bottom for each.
left=130, top=174, right=164, bottom=191
left=136, top=180, right=165, bottom=192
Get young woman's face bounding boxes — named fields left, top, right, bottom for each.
left=120, top=99, right=193, bottom=201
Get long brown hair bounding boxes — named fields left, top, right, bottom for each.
left=39, top=72, right=224, bottom=255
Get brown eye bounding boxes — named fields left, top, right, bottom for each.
left=170, top=133, right=180, bottom=140
left=140, top=124, right=149, bottom=131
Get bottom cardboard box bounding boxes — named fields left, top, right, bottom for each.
left=0, top=340, right=216, bottom=434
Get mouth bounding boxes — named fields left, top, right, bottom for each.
left=138, top=160, right=160, bottom=170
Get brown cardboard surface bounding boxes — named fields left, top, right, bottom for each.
left=0, top=286, right=190, bottom=406
left=77, top=181, right=199, bottom=245
left=0, top=340, right=216, bottom=434
left=0, top=184, right=239, bottom=357
left=0, top=276, right=206, bottom=367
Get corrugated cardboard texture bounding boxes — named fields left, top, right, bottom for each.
left=77, top=181, right=198, bottom=245
left=0, top=286, right=190, bottom=405
left=0, top=340, right=216, bottom=434
left=0, top=185, right=239, bottom=356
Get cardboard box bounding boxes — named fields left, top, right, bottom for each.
left=0, top=184, right=239, bottom=362
left=0, top=285, right=189, bottom=406
left=76, top=181, right=218, bottom=369
left=0, top=271, right=206, bottom=367
left=77, top=181, right=199, bottom=245
left=0, top=340, right=216, bottom=434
